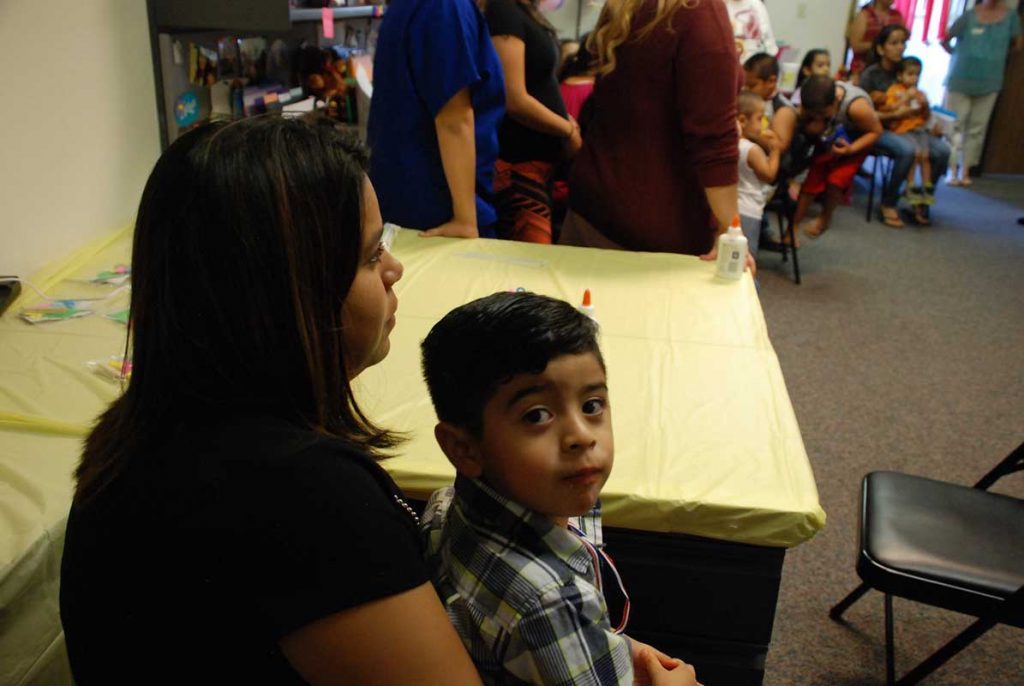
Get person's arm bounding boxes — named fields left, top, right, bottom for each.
left=280, top=582, right=483, bottom=685
left=504, top=585, right=634, bottom=685
left=769, top=106, right=797, bottom=153
left=422, top=88, right=479, bottom=238
left=847, top=11, right=871, bottom=55
left=942, top=13, right=967, bottom=54
left=834, top=98, right=882, bottom=157
left=747, top=133, right=781, bottom=184
left=491, top=35, right=581, bottom=156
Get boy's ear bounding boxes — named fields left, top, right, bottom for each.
left=434, top=422, right=483, bottom=478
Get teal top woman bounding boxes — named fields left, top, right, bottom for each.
left=942, top=0, right=1022, bottom=185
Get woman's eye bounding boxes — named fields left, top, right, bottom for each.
left=582, top=398, right=606, bottom=415
left=523, top=408, right=553, bottom=425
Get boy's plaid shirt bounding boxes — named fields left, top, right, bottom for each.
left=422, top=476, right=632, bottom=685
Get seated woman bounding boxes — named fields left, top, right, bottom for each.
left=860, top=24, right=951, bottom=227
left=846, top=0, right=905, bottom=84
left=59, top=117, right=483, bottom=684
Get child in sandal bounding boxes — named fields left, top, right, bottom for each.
left=884, top=57, right=934, bottom=225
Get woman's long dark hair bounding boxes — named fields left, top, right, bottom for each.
left=75, top=117, right=397, bottom=506
left=870, top=23, right=909, bottom=66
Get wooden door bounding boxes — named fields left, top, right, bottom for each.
left=982, top=34, right=1024, bottom=173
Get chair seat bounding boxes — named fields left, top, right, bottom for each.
left=859, top=471, right=1024, bottom=624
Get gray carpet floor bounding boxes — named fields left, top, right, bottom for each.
left=755, top=174, right=1024, bottom=685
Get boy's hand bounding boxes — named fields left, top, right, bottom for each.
left=831, top=138, right=852, bottom=156
left=633, top=647, right=702, bottom=686
left=761, top=129, right=780, bottom=152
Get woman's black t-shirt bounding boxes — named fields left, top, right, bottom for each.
left=486, top=0, right=568, bottom=163
left=59, top=414, right=427, bottom=683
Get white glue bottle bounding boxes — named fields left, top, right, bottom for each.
left=715, top=215, right=748, bottom=281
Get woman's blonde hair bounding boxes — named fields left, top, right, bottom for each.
left=591, top=0, right=698, bottom=75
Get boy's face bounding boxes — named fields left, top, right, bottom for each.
left=744, top=71, right=777, bottom=100
left=798, top=101, right=837, bottom=137
left=739, top=102, right=765, bottom=139
left=464, top=352, right=613, bottom=526
left=898, top=65, right=921, bottom=88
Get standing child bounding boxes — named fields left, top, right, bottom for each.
left=884, top=56, right=933, bottom=223
left=737, top=91, right=781, bottom=255
left=420, top=291, right=701, bottom=686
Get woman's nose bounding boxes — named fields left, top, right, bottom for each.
left=384, top=252, right=403, bottom=288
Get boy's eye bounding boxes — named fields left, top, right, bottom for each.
left=582, top=398, right=606, bottom=416
left=523, top=408, right=553, bottom=425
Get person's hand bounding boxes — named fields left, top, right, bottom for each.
left=831, top=138, right=852, bottom=156
left=563, top=116, right=583, bottom=158
left=699, top=244, right=757, bottom=278
left=419, top=220, right=479, bottom=238
left=761, top=129, right=780, bottom=152
left=633, top=647, right=702, bottom=686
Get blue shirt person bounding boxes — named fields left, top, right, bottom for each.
left=368, top=0, right=506, bottom=235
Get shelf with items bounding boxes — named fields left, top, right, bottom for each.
left=148, top=1, right=383, bottom=147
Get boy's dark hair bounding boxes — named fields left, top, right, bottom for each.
left=897, top=56, right=923, bottom=74
left=737, top=90, right=764, bottom=117
left=800, top=75, right=837, bottom=113
left=421, top=292, right=603, bottom=436
left=796, top=48, right=829, bottom=89
left=743, top=52, right=779, bottom=80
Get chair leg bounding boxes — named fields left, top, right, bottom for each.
left=885, top=593, right=896, bottom=686
left=973, top=441, right=1024, bottom=490
left=829, top=582, right=871, bottom=620
left=866, top=155, right=877, bottom=222
left=895, top=616, right=998, bottom=686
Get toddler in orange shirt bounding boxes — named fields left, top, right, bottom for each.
left=884, top=57, right=934, bottom=207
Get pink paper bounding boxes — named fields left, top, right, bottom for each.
left=322, top=7, right=335, bottom=39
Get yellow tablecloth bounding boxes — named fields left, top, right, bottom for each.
left=0, top=227, right=824, bottom=683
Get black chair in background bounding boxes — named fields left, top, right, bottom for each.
left=829, top=441, right=1024, bottom=685
left=759, top=183, right=801, bottom=285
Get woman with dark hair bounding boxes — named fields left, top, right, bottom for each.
left=58, top=117, right=483, bottom=684
left=846, top=0, right=905, bottom=83
left=860, top=24, right=951, bottom=226
left=487, top=0, right=581, bottom=243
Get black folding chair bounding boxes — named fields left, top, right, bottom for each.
left=829, top=441, right=1024, bottom=685
left=759, top=183, right=801, bottom=285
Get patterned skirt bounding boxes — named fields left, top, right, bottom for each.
left=493, top=159, right=555, bottom=244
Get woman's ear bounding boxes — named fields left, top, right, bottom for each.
left=434, top=422, right=483, bottom=478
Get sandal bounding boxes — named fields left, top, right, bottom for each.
left=948, top=178, right=964, bottom=187
left=914, top=205, right=931, bottom=226
left=880, top=207, right=904, bottom=228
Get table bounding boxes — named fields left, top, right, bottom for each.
left=0, top=228, right=825, bottom=685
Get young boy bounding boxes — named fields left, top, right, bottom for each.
left=737, top=90, right=781, bottom=252
left=420, top=291, right=699, bottom=686
left=884, top=56, right=933, bottom=221
left=743, top=53, right=798, bottom=207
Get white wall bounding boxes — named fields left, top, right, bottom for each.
left=0, top=1, right=160, bottom=277
left=766, top=0, right=853, bottom=72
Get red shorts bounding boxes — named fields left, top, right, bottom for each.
left=801, top=150, right=868, bottom=195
